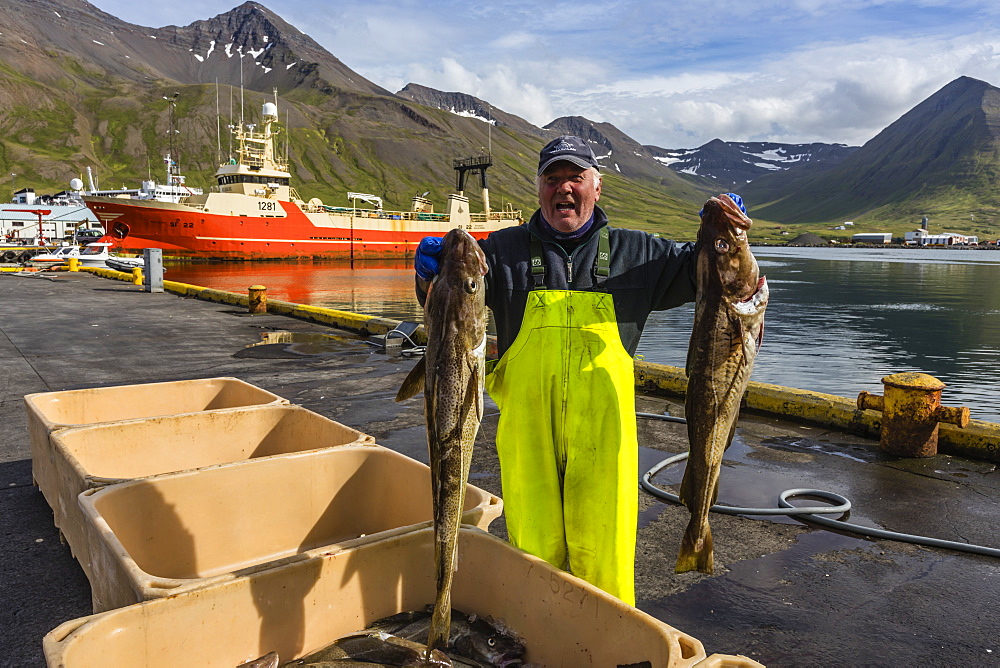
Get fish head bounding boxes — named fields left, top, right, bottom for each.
left=697, top=194, right=759, bottom=301
left=436, top=227, right=488, bottom=285
left=453, top=616, right=526, bottom=666
left=426, top=228, right=488, bottom=337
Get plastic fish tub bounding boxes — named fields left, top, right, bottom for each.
left=79, top=445, right=503, bottom=613
left=46, top=404, right=372, bottom=581
left=25, top=377, right=287, bottom=519
left=45, top=526, right=711, bottom=667
left=697, top=655, right=765, bottom=667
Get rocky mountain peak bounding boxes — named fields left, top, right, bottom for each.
left=396, top=83, right=549, bottom=138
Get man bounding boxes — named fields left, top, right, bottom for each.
left=415, top=136, right=718, bottom=605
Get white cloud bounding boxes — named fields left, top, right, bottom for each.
left=87, top=0, right=1000, bottom=148
left=550, top=31, right=1000, bottom=146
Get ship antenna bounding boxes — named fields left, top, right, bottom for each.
left=239, top=57, right=245, bottom=129
left=216, top=78, right=222, bottom=164
left=229, top=86, right=234, bottom=159
left=162, top=92, right=179, bottom=184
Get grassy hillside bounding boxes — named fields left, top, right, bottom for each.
left=0, top=78, right=713, bottom=241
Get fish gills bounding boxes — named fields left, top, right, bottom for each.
left=676, top=194, right=768, bottom=575
left=396, top=228, right=488, bottom=656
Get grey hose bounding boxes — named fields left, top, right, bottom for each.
left=637, top=412, right=1000, bottom=559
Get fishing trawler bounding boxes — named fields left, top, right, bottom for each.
left=83, top=100, right=523, bottom=259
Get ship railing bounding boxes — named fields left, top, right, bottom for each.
left=471, top=210, right=523, bottom=223
left=308, top=205, right=449, bottom=221
left=299, top=201, right=521, bottom=223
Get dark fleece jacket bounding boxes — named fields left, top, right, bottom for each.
left=478, top=205, right=698, bottom=357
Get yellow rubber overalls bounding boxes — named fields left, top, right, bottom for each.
left=485, top=229, right=638, bottom=605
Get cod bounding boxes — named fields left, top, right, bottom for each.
left=396, top=228, right=488, bottom=658
left=676, top=194, right=769, bottom=575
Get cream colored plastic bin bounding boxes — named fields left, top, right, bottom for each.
left=695, top=654, right=766, bottom=667
left=46, top=526, right=707, bottom=667
left=46, top=403, right=371, bottom=581
left=80, top=444, right=503, bottom=612
left=26, top=377, right=287, bottom=521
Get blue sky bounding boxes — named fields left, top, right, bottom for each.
left=90, top=0, right=1000, bottom=148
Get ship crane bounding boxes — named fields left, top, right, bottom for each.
left=453, top=154, right=493, bottom=214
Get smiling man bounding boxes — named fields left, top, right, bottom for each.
left=414, top=135, right=704, bottom=605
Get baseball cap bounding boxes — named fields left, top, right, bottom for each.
left=537, top=136, right=600, bottom=176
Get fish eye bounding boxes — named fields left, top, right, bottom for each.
left=464, top=278, right=479, bottom=294
left=714, top=238, right=730, bottom=253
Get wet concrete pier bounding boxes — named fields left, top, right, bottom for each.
left=1, top=269, right=997, bottom=666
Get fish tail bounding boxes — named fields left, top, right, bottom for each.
left=426, top=587, right=452, bottom=652
left=675, top=522, right=714, bottom=574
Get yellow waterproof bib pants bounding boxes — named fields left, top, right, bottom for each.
left=485, top=289, right=638, bottom=605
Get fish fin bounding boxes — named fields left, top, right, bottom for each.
left=677, top=461, right=693, bottom=509
left=395, top=356, right=426, bottom=401
left=469, top=358, right=484, bottom=422
left=675, top=523, right=714, bottom=574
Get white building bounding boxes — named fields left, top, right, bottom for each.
left=904, top=229, right=978, bottom=245
left=852, top=232, right=893, bottom=244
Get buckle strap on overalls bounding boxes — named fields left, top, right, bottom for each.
left=530, top=227, right=611, bottom=289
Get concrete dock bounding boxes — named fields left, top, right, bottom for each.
left=1, top=269, right=997, bottom=666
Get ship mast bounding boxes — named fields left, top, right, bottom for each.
left=163, top=92, right=179, bottom=186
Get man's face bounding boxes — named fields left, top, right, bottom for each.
left=538, top=162, right=601, bottom=234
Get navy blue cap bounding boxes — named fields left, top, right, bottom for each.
left=537, top=136, right=600, bottom=176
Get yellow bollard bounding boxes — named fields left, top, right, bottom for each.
left=857, top=372, right=970, bottom=458
left=68, top=257, right=79, bottom=272
left=248, top=284, right=268, bottom=314
left=131, top=267, right=143, bottom=286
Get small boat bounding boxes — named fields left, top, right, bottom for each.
left=76, top=242, right=115, bottom=267
left=104, top=256, right=145, bottom=272
left=26, top=245, right=81, bottom=267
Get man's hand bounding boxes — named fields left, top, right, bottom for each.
left=415, top=236, right=443, bottom=280
left=699, top=192, right=746, bottom=219
left=724, top=192, right=746, bottom=215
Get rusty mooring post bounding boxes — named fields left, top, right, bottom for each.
left=248, top=284, right=267, bottom=314
left=857, top=372, right=970, bottom=457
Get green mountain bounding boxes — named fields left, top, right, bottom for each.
left=745, top=76, right=1000, bottom=237
left=0, top=0, right=713, bottom=239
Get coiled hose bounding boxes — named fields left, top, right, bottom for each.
left=637, top=412, right=1000, bottom=559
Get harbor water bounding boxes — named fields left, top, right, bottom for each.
left=164, top=246, right=1000, bottom=423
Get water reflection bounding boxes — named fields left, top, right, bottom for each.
left=637, top=247, right=1000, bottom=421
left=165, top=260, right=426, bottom=322
left=166, top=247, right=1000, bottom=421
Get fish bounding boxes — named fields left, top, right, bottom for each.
left=368, top=607, right=525, bottom=667
left=676, top=194, right=769, bottom=575
left=280, top=631, right=452, bottom=667
left=238, top=651, right=279, bottom=668
left=395, top=228, right=489, bottom=656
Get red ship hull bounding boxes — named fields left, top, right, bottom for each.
left=85, top=197, right=518, bottom=260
